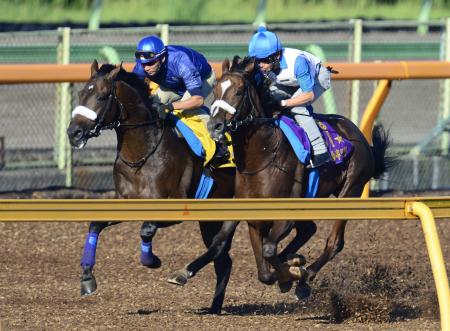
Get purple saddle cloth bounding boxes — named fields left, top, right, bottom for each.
left=279, top=115, right=353, bottom=165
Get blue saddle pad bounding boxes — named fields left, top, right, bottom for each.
left=169, top=115, right=214, bottom=199
left=170, top=114, right=205, bottom=158
left=277, top=116, right=318, bottom=198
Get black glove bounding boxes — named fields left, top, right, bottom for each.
left=153, top=102, right=174, bottom=119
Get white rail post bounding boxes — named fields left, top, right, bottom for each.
left=158, top=24, right=169, bottom=45
left=349, top=19, right=362, bottom=124
left=55, top=27, right=72, bottom=173
left=440, top=17, right=450, bottom=156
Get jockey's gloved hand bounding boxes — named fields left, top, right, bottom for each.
left=153, top=102, right=174, bottom=119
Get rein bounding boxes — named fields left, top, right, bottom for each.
left=220, top=71, right=285, bottom=175
left=226, top=73, right=275, bottom=131
left=90, top=78, right=165, bottom=169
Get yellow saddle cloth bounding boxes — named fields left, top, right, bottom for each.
left=172, top=109, right=235, bottom=168
left=147, top=81, right=234, bottom=168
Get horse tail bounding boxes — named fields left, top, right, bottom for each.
left=371, top=124, right=395, bottom=179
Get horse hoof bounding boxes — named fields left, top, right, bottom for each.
left=286, top=254, right=306, bottom=267
left=278, top=280, right=293, bottom=293
left=294, top=281, right=312, bottom=300
left=81, top=278, right=97, bottom=296
left=167, top=269, right=189, bottom=286
left=141, top=255, right=162, bottom=269
left=289, top=266, right=308, bottom=281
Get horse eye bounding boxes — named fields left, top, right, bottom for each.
left=235, top=90, right=243, bottom=96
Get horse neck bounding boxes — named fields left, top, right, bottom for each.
left=115, top=85, right=162, bottom=162
left=231, top=84, right=281, bottom=170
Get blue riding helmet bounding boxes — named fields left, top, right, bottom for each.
left=248, top=26, right=282, bottom=59
left=135, top=35, right=167, bottom=64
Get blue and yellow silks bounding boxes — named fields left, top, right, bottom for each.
left=172, top=109, right=235, bottom=168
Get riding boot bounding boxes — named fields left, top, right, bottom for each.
left=291, top=106, right=331, bottom=168
left=213, top=140, right=230, bottom=163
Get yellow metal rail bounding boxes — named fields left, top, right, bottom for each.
left=405, top=202, right=450, bottom=331
left=0, top=197, right=449, bottom=222
left=1, top=196, right=449, bottom=329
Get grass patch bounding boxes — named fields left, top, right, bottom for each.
left=0, top=0, right=450, bottom=24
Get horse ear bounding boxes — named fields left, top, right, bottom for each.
left=106, top=66, right=121, bottom=81
left=232, top=55, right=241, bottom=68
left=222, top=58, right=230, bottom=73
left=244, top=59, right=255, bottom=75
left=91, top=59, right=99, bottom=76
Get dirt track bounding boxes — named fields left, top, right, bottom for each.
left=0, top=189, right=448, bottom=330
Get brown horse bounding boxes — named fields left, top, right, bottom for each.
left=67, top=60, right=237, bottom=314
left=208, top=56, right=392, bottom=298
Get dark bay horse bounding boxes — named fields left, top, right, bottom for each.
left=67, top=60, right=237, bottom=313
left=208, top=56, right=392, bottom=298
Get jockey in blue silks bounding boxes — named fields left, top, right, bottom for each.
left=248, top=26, right=332, bottom=168
left=133, top=35, right=213, bottom=120
left=133, top=35, right=229, bottom=160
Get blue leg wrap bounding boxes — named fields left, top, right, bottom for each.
left=140, top=241, right=155, bottom=266
left=80, top=232, right=99, bottom=267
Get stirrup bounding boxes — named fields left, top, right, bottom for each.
left=310, top=151, right=332, bottom=168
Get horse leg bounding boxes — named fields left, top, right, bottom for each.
left=201, top=221, right=236, bottom=314
left=248, top=222, right=277, bottom=285
left=263, top=221, right=301, bottom=293
left=297, top=180, right=364, bottom=300
left=167, top=221, right=238, bottom=286
left=140, top=222, right=164, bottom=268
left=140, top=221, right=180, bottom=268
left=278, top=221, right=317, bottom=263
left=80, top=221, right=119, bottom=296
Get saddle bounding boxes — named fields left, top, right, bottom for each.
left=170, top=109, right=235, bottom=169
left=277, top=115, right=353, bottom=166
left=277, top=115, right=353, bottom=198
left=168, top=110, right=235, bottom=199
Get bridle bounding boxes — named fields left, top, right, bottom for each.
left=211, top=71, right=274, bottom=132
left=73, top=76, right=165, bottom=169
left=87, top=79, right=161, bottom=138
left=212, top=70, right=287, bottom=175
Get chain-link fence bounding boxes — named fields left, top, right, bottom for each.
left=0, top=21, right=449, bottom=192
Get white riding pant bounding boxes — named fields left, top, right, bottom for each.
left=152, top=70, right=216, bottom=127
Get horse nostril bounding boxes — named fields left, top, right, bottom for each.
left=69, top=129, right=83, bottom=140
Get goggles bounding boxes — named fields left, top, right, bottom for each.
left=135, top=51, right=156, bottom=60
left=135, top=51, right=163, bottom=65
left=256, top=54, right=279, bottom=65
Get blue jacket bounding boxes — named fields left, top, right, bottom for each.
left=133, top=45, right=212, bottom=97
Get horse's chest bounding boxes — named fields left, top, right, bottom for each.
left=114, top=169, right=154, bottom=198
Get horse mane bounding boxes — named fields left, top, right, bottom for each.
left=97, top=64, right=153, bottom=108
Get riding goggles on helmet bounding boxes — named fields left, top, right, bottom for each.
left=255, top=53, right=279, bottom=65
left=135, top=50, right=164, bottom=65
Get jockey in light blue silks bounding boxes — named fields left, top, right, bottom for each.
left=248, top=26, right=332, bottom=168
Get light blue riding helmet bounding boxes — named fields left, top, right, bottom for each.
left=248, top=26, right=282, bottom=59
left=135, top=35, right=167, bottom=64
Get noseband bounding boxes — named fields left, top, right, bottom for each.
left=211, top=72, right=273, bottom=132
left=86, top=79, right=124, bottom=138
left=74, top=78, right=159, bottom=139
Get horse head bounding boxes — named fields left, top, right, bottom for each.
left=67, top=60, right=155, bottom=149
left=209, top=56, right=262, bottom=141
